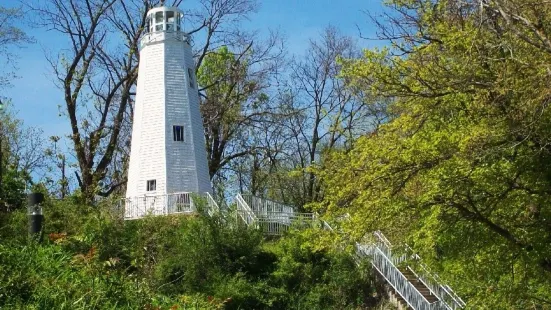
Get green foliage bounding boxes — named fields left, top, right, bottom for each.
left=265, top=229, right=378, bottom=309
left=0, top=243, right=155, bottom=309
left=317, top=0, right=551, bottom=308
left=0, top=166, right=26, bottom=209
left=0, top=100, right=41, bottom=210
left=0, top=196, right=380, bottom=309
left=197, top=45, right=272, bottom=181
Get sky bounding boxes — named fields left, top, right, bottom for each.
left=2, top=0, right=386, bottom=143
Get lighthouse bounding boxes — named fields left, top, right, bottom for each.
left=125, top=4, right=212, bottom=218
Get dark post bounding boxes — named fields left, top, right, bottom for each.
left=28, top=193, right=45, bottom=241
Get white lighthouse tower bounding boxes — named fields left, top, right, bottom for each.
left=125, top=4, right=212, bottom=218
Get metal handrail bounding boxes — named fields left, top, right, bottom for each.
left=318, top=220, right=444, bottom=309
left=205, top=192, right=220, bottom=216
left=373, top=232, right=466, bottom=310
left=357, top=243, right=440, bottom=310
left=403, top=245, right=467, bottom=309
left=236, top=195, right=319, bottom=235
left=374, top=230, right=393, bottom=248
left=240, top=194, right=295, bottom=215
left=315, top=212, right=335, bottom=232
left=235, top=193, right=257, bottom=226
left=228, top=195, right=466, bottom=309
left=405, top=265, right=443, bottom=303
left=240, top=211, right=315, bottom=235
left=122, top=192, right=465, bottom=309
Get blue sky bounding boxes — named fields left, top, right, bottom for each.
left=2, top=0, right=385, bottom=141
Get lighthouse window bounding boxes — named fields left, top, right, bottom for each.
left=188, top=68, right=194, bottom=88
left=166, top=11, right=175, bottom=31
left=173, top=125, right=184, bottom=141
left=166, top=11, right=175, bottom=22
left=155, top=11, right=164, bottom=23
left=146, top=179, right=156, bottom=191
left=155, top=11, right=164, bottom=31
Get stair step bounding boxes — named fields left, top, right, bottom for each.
left=398, top=267, right=440, bottom=303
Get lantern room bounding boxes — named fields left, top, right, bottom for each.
left=145, top=6, right=184, bottom=33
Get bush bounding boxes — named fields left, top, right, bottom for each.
left=0, top=195, right=382, bottom=309
left=265, top=229, right=379, bottom=309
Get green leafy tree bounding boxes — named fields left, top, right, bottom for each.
left=197, top=43, right=281, bottom=184
left=317, top=0, right=551, bottom=307
left=0, top=102, right=45, bottom=210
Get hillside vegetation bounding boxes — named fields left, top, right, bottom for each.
left=0, top=198, right=385, bottom=309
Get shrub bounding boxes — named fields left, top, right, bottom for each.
left=0, top=195, right=382, bottom=309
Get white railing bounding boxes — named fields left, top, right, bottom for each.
left=235, top=193, right=257, bottom=226
left=318, top=221, right=463, bottom=310
left=205, top=192, right=220, bottom=216
left=356, top=243, right=442, bottom=310
left=237, top=195, right=318, bottom=235
left=241, top=194, right=295, bottom=215
left=121, top=192, right=465, bottom=310
left=123, top=192, right=223, bottom=220
left=252, top=211, right=317, bottom=235
left=140, top=31, right=190, bottom=49
left=123, top=192, right=195, bottom=219
left=402, top=246, right=467, bottom=310
left=367, top=232, right=465, bottom=310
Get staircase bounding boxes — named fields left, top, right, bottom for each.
left=400, top=267, right=438, bottom=304
left=234, top=194, right=466, bottom=310
left=235, top=193, right=316, bottom=235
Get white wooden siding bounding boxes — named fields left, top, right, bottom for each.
left=126, top=31, right=211, bottom=199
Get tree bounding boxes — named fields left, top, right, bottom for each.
left=223, top=28, right=382, bottom=208
left=44, top=136, right=69, bottom=199
left=197, top=36, right=284, bottom=188
left=317, top=0, right=551, bottom=307
left=29, top=0, right=144, bottom=202
left=0, top=101, right=46, bottom=210
left=31, top=0, right=272, bottom=202
left=245, top=27, right=369, bottom=208
left=0, top=6, right=33, bottom=89
left=0, top=9, right=41, bottom=210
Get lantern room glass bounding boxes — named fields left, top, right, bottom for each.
left=147, top=9, right=182, bottom=33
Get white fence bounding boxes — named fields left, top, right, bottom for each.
left=235, top=194, right=317, bottom=235
left=241, top=194, right=295, bottom=215
left=122, top=192, right=219, bottom=220
left=254, top=211, right=316, bottom=235
left=204, top=192, right=220, bottom=216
